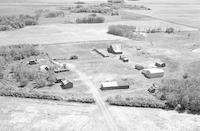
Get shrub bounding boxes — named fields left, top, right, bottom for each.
left=165, top=27, right=174, bottom=34
left=47, top=72, right=57, bottom=86
left=146, top=28, right=162, bottom=33
left=108, top=0, right=125, bottom=4
left=45, top=11, right=64, bottom=18
left=106, top=94, right=166, bottom=108
left=107, top=25, right=145, bottom=40
left=74, top=1, right=85, bottom=4
left=35, top=79, right=46, bottom=88
left=0, top=25, right=12, bottom=31
left=159, top=78, right=200, bottom=113
left=0, top=44, right=40, bottom=62
left=76, top=16, right=105, bottom=23
left=0, top=15, right=38, bottom=31
left=19, top=78, right=29, bottom=87
left=24, top=18, right=38, bottom=26
left=108, top=25, right=136, bottom=36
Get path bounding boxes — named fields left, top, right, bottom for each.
left=68, top=64, right=119, bottom=131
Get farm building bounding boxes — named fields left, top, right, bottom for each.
left=155, top=60, right=166, bottom=67
left=54, top=67, right=69, bottom=73
left=107, top=44, right=123, bottom=54
left=142, top=68, right=164, bottom=78
left=27, top=59, right=38, bottom=65
left=100, top=81, right=129, bottom=90
left=60, top=79, right=73, bottom=89
left=93, top=48, right=109, bottom=57
left=39, top=65, right=49, bottom=72
left=135, top=64, right=144, bottom=70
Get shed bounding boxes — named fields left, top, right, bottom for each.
left=142, top=68, right=164, bottom=78
left=100, top=81, right=129, bottom=90
left=60, top=79, right=73, bottom=89
left=40, top=65, right=49, bottom=72
left=93, top=48, right=109, bottom=57
left=135, top=64, right=144, bottom=70
left=155, top=60, right=166, bottom=67
left=108, top=44, right=122, bottom=54
left=27, top=59, right=38, bottom=65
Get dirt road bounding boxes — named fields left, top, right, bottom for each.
left=68, top=64, right=119, bottom=131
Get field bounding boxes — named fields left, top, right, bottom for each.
left=1, top=0, right=200, bottom=130
left=0, top=96, right=199, bottom=131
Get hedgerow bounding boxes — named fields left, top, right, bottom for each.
left=106, top=94, right=166, bottom=108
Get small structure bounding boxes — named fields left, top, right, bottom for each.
left=60, top=79, right=73, bottom=89
left=54, top=67, right=69, bottom=73
left=55, top=76, right=65, bottom=83
left=40, top=65, right=49, bottom=72
left=135, top=64, right=144, bottom=70
left=155, top=60, right=166, bottom=67
left=93, top=48, right=109, bottom=57
left=0, top=73, right=3, bottom=79
left=69, top=55, right=78, bottom=60
left=27, top=59, right=38, bottom=65
left=142, top=68, right=164, bottom=78
left=120, top=55, right=129, bottom=62
left=100, top=81, right=129, bottom=90
left=107, top=44, right=123, bottom=54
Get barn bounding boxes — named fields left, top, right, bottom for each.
left=107, top=44, right=123, bottom=54
left=142, top=68, right=164, bottom=78
left=100, top=81, right=129, bottom=90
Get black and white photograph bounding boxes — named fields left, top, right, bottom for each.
left=0, top=0, right=200, bottom=130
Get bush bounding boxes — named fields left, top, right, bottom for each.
left=19, top=78, right=29, bottom=87
left=0, top=25, right=12, bottom=31
left=35, top=79, right=46, bottom=88
left=146, top=28, right=162, bottom=33
left=165, top=27, right=174, bottom=34
left=106, top=94, right=166, bottom=108
left=108, top=0, right=125, bottom=4
left=74, top=1, right=85, bottom=4
left=76, top=16, right=105, bottom=23
left=159, top=78, right=200, bottom=113
left=45, top=11, right=64, bottom=18
left=108, top=25, right=145, bottom=40
left=0, top=15, right=38, bottom=31
left=0, top=89, right=95, bottom=103
left=108, top=25, right=136, bottom=36
left=24, top=18, right=38, bottom=26
left=0, top=44, right=40, bottom=62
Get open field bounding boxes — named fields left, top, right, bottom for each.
left=0, top=96, right=199, bottom=131
left=126, top=0, right=200, bottom=28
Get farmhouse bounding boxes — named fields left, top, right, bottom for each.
left=60, top=79, right=73, bottom=89
left=142, top=68, right=164, bottom=78
left=100, top=81, right=129, bottom=90
left=108, top=44, right=123, bottom=54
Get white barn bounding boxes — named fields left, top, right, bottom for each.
left=142, top=68, right=164, bottom=78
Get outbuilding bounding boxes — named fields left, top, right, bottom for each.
left=142, top=68, right=164, bottom=78
left=100, top=81, right=129, bottom=90
left=60, top=79, right=73, bottom=89
left=39, top=65, right=49, bottom=72
left=155, top=60, right=166, bottom=67
left=107, top=44, right=123, bottom=54
left=27, top=59, right=38, bottom=65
